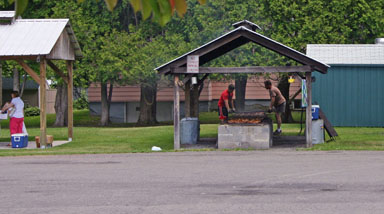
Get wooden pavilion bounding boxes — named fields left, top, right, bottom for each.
left=0, top=11, right=82, bottom=147
left=156, top=20, right=330, bottom=149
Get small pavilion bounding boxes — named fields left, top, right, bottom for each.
left=156, top=20, right=330, bottom=149
left=0, top=11, right=82, bottom=146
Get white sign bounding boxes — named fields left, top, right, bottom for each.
left=187, top=55, right=199, bottom=73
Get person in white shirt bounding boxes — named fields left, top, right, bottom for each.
left=1, top=91, right=25, bottom=137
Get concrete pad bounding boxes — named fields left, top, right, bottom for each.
left=0, top=140, right=70, bottom=149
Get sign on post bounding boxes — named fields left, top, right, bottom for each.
left=301, top=79, right=307, bottom=107
left=187, top=55, right=199, bottom=73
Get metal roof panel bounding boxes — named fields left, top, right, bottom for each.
left=306, top=44, right=384, bottom=65
left=0, top=19, right=82, bottom=58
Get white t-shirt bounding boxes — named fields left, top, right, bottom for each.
left=11, top=97, right=24, bottom=118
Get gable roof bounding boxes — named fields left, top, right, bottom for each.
left=156, top=25, right=329, bottom=74
left=0, top=18, right=82, bottom=59
left=306, top=44, right=384, bottom=65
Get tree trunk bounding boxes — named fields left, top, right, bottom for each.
left=277, top=75, right=294, bottom=123
left=100, top=83, right=110, bottom=126
left=137, top=83, right=158, bottom=125
left=20, top=73, right=27, bottom=98
left=184, top=81, right=191, bottom=117
left=53, top=83, right=68, bottom=127
left=13, top=68, right=20, bottom=92
left=190, top=84, right=199, bottom=117
left=107, top=83, right=113, bottom=116
left=235, top=76, right=247, bottom=112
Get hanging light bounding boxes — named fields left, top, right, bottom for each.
left=288, top=75, right=295, bottom=83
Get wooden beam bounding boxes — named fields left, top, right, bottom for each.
left=0, top=55, right=39, bottom=60
left=159, top=31, right=243, bottom=74
left=172, top=65, right=312, bottom=74
left=15, top=60, right=41, bottom=84
left=198, top=74, right=209, bottom=85
left=182, top=74, right=193, bottom=84
left=241, top=31, right=329, bottom=74
left=67, top=61, right=74, bottom=141
left=39, top=58, right=47, bottom=148
left=173, top=74, right=180, bottom=150
left=47, top=60, right=68, bottom=84
left=288, top=88, right=302, bottom=105
left=305, top=72, right=312, bottom=148
left=295, top=72, right=305, bottom=80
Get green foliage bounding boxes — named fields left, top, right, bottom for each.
left=10, top=0, right=206, bottom=26
left=74, top=92, right=89, bottom=110
left=24, top=106, right=40, bottom=117
left=3, top=0, right=384, bottom=106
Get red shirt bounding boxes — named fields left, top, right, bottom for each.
left=218, top=89, right=233, bottom=107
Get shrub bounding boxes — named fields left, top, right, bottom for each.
left=74, top=91, right=89, bottom=110
left=24, top=106, right=40, bottom=117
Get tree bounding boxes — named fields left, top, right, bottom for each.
left=254, top=0, right=384, bottom=122
left=46, top=1, right=133, bottom=126
left=125, top=28, right=190, bottom=125
left=11, top=0, right=207, bottom=26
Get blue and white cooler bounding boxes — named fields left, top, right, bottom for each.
left=11, top=134, right=28, bottom=148
left=311, top=105, right=320, bottom=120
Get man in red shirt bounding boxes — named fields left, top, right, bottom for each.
left=218, top=84, right=235, bottom=123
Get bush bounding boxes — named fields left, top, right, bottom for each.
left=74, top=91, right=89, bottom=110
left=24, top=106, right=40, bottom=117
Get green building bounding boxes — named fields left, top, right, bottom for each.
left=307, top=39, right=384, bottom=127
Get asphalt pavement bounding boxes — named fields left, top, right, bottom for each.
left=1, top=150, right=384, bottom=214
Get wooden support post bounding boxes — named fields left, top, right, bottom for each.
left=185, top=80, right=191, bottom=118
left=173, top=74, right=180, bottom=150
left=39, top=58, right=47, bottom=147
left=305, top=72, right=312, bottom=148
left=192, top=83, right=199, bottom=117
left=67, top=61, right=74, bottom=141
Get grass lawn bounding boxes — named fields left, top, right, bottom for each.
left=0, top=110, right=382, bottom=156
left=308, top=127, right=384, bottom=151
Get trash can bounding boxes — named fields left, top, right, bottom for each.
left=180, top=117, right=200, bottom=144
left=312, top=119, right=324, bottom=144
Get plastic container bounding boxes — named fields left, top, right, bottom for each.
left=180, top=117, right=200, bottom=144
left=0, top=112, right=7, bottom=120
left=11, top=134, right=28, bottom=148
left=311, top=105, right=320, bottom=120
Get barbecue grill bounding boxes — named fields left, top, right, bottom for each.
left=227, top=111, right=271, bottom=125
left=218, top=111, right=273, bottom=149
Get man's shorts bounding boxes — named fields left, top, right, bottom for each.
left=275, top=102, right=286, bottom=113
left=218, top=106, right=228, bottom=120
